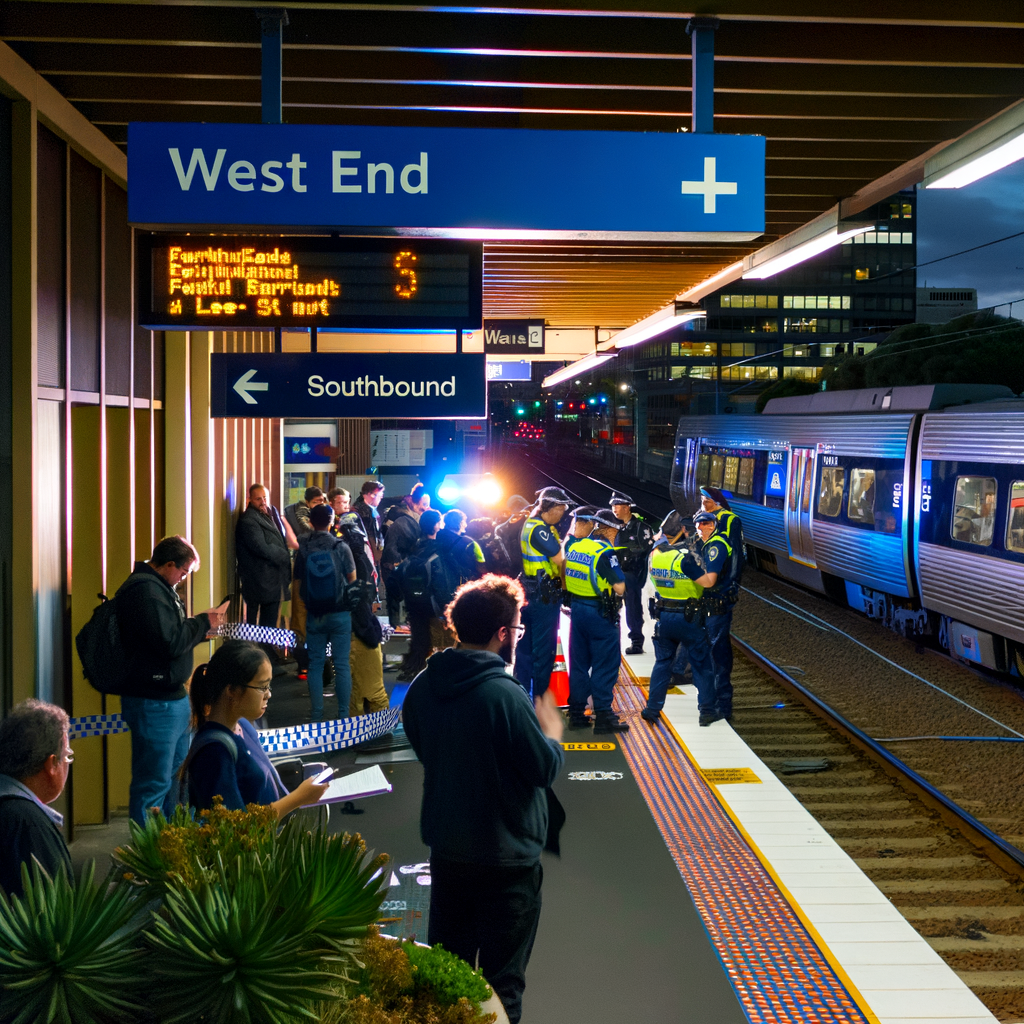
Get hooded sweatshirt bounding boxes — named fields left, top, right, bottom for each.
left=403, top=647, right=564, bottom=866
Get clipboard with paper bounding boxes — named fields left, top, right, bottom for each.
left=316, top=764, right=393, bottom=805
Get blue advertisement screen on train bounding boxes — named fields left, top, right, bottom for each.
left=766, top=451, right=788, bottom=497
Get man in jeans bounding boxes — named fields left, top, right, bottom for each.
left=293, top=503, right=356, bottom=720
left=116, top=536, right=226, bottom=823
left=403, top=576, right=565, bottom=1024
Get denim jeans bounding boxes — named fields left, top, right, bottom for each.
left=306, top=610, right=353, bottom=719
left=120, top=694, right=192, bottom=824
left=646, top=611, right=716, bottom=713
left=512, top=594, right=560, bottom=699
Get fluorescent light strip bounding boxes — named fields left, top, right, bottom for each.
left=677, top=261, right=744, bottom=302
left=542, top=352, right=616, bottom=388
left=742, top=226, right=870, bottom=280
left=926, top=131, right=1024, bottom=189
left=611, top=309, right=706, bottom=348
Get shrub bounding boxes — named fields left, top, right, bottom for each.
left=0, top=861, right=148, bottom=1024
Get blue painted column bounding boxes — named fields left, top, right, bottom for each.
left=687, top=17, right=720, bottom=135
left=255, top=8, right=288, bottom=125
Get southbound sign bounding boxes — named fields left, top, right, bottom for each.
left=210, top=353, right=486, bottom=419
left=128, top=123, right=766, bottom=239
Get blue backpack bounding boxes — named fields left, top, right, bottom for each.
left=304, top=543, right=345, bottom=614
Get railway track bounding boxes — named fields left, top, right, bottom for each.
left=505, top=447, right=1024, bottom=1020
left=728, top=640, right=1024, bottom=1023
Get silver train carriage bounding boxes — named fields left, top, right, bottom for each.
left=669, top=384, right=1024, bottom=674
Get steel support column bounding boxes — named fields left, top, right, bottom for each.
left=256, top=9, right=288, bottom=125
left=687, top=17, right=719, bottom=135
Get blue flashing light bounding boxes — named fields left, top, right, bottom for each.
left=599, top=396, right=607, bottom=404
left=556, top=401, right=563, bottom=407
left=437, top=482, right=462, bottom=504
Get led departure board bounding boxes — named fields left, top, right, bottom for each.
left=137, top=235, right=482, bottom=330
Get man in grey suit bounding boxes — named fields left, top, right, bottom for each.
left=236, top=483, right=292, bottom=630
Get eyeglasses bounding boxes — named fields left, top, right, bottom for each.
left=62, top=749, right=74, bottom=764
left=246, top=684, right=272, bottom=695
left=506, top=624, right=526, bottom=639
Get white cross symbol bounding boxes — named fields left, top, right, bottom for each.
left=681, top=157, right=738, bottom=214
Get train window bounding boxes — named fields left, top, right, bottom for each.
left=952, top=476, right=997, bottom=546
left=723, top=456, right=740, bottom=492
left=709, top=454, right=725, bottom=489
left=736, top=457, right=755, bottom=497
left=1007, top=482, right=1024, bottom=553
left=847, top=469, right=876, bottom=523
left=696, top=452, right=710, bottom=487
left=817, top=467, right=845, bottom=517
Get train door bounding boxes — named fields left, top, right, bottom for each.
left=785, top=447, right=817, bottom=566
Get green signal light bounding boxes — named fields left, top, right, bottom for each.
left=515, top=407, right=526, bottom=416
left=533, top=401, right=541, bottom=407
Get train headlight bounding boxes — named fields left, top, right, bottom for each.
left=472, top=477, right=503, bottom=507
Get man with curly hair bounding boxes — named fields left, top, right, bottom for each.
left=403, top=574, right=564, bottom=1024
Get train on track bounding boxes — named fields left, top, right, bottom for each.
left=670, top=383, right=1024, bottom=676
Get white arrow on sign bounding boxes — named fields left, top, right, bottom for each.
left=233, top=369, right=269, bottom=405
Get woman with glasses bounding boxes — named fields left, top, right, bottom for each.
left=184, top=641, right=329, bottom=816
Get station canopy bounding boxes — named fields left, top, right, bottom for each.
left=3, top=0, right=1021, bottom=329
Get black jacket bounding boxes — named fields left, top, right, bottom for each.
left=115, top=562, right=211, bottom=700
left=353, top=496, right=383, bottom=555
left=235, top=504, right=291, bottom=604
left=403, top=648, right=564, bottom=866
left=0, top=777, right=72, bottom=899
left=382, top=506, right=420, bottom=566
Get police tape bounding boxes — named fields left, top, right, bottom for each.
left=68, top=705, right=402, bottom=755
left=208, top=620, right=396, bottom=653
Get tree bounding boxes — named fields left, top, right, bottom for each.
left=822, top=312, right=1024, bottom=394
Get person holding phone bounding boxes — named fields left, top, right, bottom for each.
left=184, top=640, right=329, bottom=816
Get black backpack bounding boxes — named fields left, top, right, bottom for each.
left=303, top=540, right=347, bottom=615
left=493, top=512, right=529, bottom=577
left=75, top=577, right=154, bottom=696
left=398, top=551, right=441, bottom=614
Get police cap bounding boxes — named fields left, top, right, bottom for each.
left=699, top=486, right=731, bottom=511
left=572, top=505, right=599, bottom=521
left=660, top=510, right=688, bottom=538
left=693, top=510, right=718, bottom=526
left=609, top=492, right=634, bottom=508
left=591, top=508, right=623, bottom=531
left=535, top=486, right=574, bottom=508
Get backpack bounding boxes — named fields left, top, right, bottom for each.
left=398, top=551, right=441, bottom=615
left=303, top=543, right=346, bottom=614
left=493, top=512, right=529, bottom=577
left=176, top=730, right=238, bottom=809
left=75, top=577, right=154, bottom=696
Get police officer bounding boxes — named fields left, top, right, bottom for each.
left=699, top=486, right=744, bottom=597
left=610, top=493, right=655, bottom=655
left=513, top=486, right=574, bottom=698
left=564, top=508, right=629, bottom=734
left=564, top=506, right=598, bottom=553
left=692, top=509, right=735, bottom=724
left=641, top=512, right=716, bottom=726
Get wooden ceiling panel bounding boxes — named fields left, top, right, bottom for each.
left=4, top=0, right=1022, bottom=328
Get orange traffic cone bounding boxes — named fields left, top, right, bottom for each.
left=549, top=638, right=570, bottom=708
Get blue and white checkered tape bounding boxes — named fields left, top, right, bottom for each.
left=68, top=704, right=401, bottom=754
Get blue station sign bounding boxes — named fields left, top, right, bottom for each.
left=210, top=352, right=486, bottom=419
left=129, top=123, right=765, bottom=240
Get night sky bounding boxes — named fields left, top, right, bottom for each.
left=915, top=159, right=1024, bottom=316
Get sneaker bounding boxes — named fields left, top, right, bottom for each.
left=640, top=709, right=660, bottom=724
left=624, top=643, right=644, bottom=656
left=567, top=715, right=591, bottom=729
left=322, top=689, right=336, bottom=698
left=699, top=711, right=725, bottom=727
left=593, top=715, right=630, bottom=734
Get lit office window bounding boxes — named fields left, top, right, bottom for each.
left=783, top=295, right=851, bottom=310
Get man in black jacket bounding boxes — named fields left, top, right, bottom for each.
left=0, top=700, right=73, bottom=898
left=116, top=535, right=226, bottom=823
left=235, top=483, right=292, bottom=629
left=380, top=487, right=427, bottom=627
left=404, top=576, right=564, bottom=1024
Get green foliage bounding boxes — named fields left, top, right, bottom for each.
left=144, top=857, right=338, bottom=1024
left=0, top=861, right=148, bottom=1024
left=823, top=312, right=1024, bottom=394
left=342, top=930, right=496, bottom=1024
left=754, top=376, right=821, bottom=413
left=403, top=943, right=492, bottom=1007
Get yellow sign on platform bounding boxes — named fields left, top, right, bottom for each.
left=561, top=742, right=616, bottom=751
left=700, top=768, right=762, bottom=785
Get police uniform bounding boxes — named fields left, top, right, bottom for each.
left=564, top=512, right=628, bottom=732
left=700, top=525, right=735, bottom=719
left=513, top=513, right=564, bottom=699
left=643, top=539, right=715, bottom=721
left=610, top=494, right=655, bottom=654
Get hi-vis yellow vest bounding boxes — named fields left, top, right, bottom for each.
left=520, top=517, right=560, bottom=579
left=649, top=545, right=703, bottom=602
left=564, top=537, right=613, bottom=598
